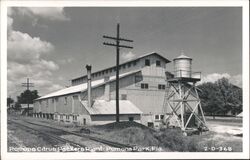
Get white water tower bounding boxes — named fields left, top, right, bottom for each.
left=163, top=51, right=208, bottom=134
left=173, top=52, right=192, bottom=78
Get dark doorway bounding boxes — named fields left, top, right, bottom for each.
left=129, top=117, right=134, bottom=121
left=83, top=118, right=86, bottom=125
left=147, top=122, right=154, bottom=128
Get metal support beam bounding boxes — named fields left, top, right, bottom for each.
left=164, top=79, right=208, bottom=132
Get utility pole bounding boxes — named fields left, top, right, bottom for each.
left=103, top=23, right=133, bottom=122
left=22, top=78, right=34, bottom=116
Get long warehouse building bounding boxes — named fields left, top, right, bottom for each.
left=33, top=52, right=190, bottom=127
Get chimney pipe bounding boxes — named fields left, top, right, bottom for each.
left=86, top=65, right=92, bottom=107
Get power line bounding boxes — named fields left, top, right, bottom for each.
left=103, top=23, right=133, bottom=122
left=21, top=78, right=34, bottom=116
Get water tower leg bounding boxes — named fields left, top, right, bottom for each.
left=179, top=82, right=185, bottom=132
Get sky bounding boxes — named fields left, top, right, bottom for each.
left=7, top=7, right=242, bottom=99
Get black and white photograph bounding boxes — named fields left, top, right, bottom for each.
left=1, top=0, right=249, bottom=159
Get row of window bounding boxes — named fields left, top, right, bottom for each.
left=155, top=114, right=164, bottom=120
left=145, top=59, right=161, bottom=67
left=90, top=62, right=137, bottom=78
left=141, top=83, right=166, bottom=90
left=55, top=114, right=78, bottom=121
left=73, top=58, right=162, bottom=85
left=73, top=61, right=138, bottom=85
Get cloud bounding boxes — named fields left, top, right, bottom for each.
left=7, top=77, right=64, bottom=100
left=199, top=73, right=242, bottom=87
left=16, top=7, right=69, bottom=21
left=7, top=7, right=63, bottom=99
left=230, top=74, right=242, bottom=87
left=58, top=58, right=74, bottom=64
left=33, top=79, right=64, bottom=93
left=121, top=51, right=136, bottom=61
left=8, top=31, right=54, bottom=63
left=201, top=73, right=231, bottom=83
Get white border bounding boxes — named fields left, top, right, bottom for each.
left=1, top=0, right=249, bottom=159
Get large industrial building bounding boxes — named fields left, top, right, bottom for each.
left=33, top=52, right=206, bottom=130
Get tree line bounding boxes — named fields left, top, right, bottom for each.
left=198, top=77, right=242, bottom=117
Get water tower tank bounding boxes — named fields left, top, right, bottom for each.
left=173, top=53, right=192, bottom=78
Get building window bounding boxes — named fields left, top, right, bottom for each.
left=133, top=61, right=137, bottom=66
left=129, top=117, right=134, bottom=121
left=73, top=115, right=78, bottom=121
left=141, top=83, right=149, bottom=89
left=122, top=65, right=126, bottom=69
left=158, top=84, right=166, bottom=90
left=64, top=97, right=67, bottom=105
left=109, top=69, right=112, bottom=73
left=73, top=115, right=77, bottom=121
left=160, top=115, right=164, bottom=120
left=128, top=62, right=131, bottom=68
left=121, top=94, right=127, bottom=100
left=66, top=115, right=70, bottom=121
left=51, top=98, right=54, bottom=103
left=60, top=115, right=63, bottom=120
left=145, top=59, right=150, bottom=66
left=73, top=95, right=78, bottom=100
left=155, top=115, right=159, bottom=120
left=156, top=60, right=161, bottom=67
left=148, top=122, right=154, bottom=128
left=105, top=70, right=108, bottom=74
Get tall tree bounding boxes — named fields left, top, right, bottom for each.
left=216, top=78, right=242, bottom=115
left=17, top=90, right=40, bottom=104
left=198, top=78, right=242, bottom=117
left=198, top=82, right=223, bottom=118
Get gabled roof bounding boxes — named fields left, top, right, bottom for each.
left=81, top=100, right=142, bottom=115
left=134, top=52, right=171, bottom=63
left=72, top=52, right=171, bottom=81
left=35, top=70, right=141, bottom=101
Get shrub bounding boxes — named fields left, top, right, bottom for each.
left=154, top=128, right=199, bottom=152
